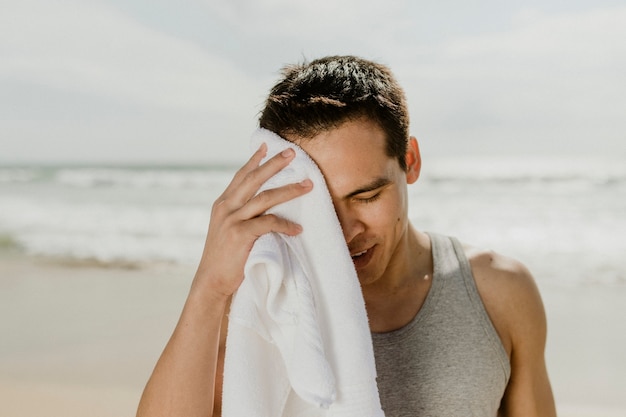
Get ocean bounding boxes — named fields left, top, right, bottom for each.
left=1, top=155, right=624, bottom=286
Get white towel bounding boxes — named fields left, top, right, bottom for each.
left=222, top=128, right=384, bottom=417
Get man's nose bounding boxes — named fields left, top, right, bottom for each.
left=335, top=205, right=365, bottom=244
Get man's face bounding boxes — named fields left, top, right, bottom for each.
left=287, top=117, right=415, bottom=287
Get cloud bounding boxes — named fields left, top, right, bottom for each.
left=0, top=0, right=273, bottom=163
left=0, top=0, right=263, bottom=113
left=442, top=7, right=625, bottom=73
left=392, top=6, right=626, bottom=154
left=207, top=0, right=411, bottom=42
left=1, top=1, right=624, bottom=162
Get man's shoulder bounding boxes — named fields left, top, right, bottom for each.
left=463, top=244, right=535, bottom=289
left=461, top=243, right=547, bottom=356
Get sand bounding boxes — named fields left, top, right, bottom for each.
left=0, top=253, right=625, bottom=416
left=0, top=254, right=194, bottom=417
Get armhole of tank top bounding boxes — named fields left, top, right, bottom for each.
left=449, top=236, right=512, bottom=381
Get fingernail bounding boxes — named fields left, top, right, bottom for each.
left=255, top=143, right=267, bottom=158
left=281, top=148, right=294, bottom=157
left=299, top=179, right=313, bottom=188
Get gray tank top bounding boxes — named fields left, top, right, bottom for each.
left=371, top=233, right=510, bottom=417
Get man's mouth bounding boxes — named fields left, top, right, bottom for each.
left=350, top=245, right=375, bottom=269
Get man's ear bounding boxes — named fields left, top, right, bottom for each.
left=405, top=136, right=421, bottom=184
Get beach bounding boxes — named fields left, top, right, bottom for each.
left=0, top=253, right=194, bottom=417
left=1, top=253, right=625, bottom=417
left=1, top=158, right=625, bottom=416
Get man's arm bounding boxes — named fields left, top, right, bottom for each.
left=469, top=249, right=557, bottom=417
left=136, top=145, right=312, bottom=417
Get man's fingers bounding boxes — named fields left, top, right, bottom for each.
left=223, top=143, right=268, bottom=194
left=225, top=148, right=297, bottom=208
left=237, top=179, right=313, bottom=220
left=243, top=213, right=303, bottom=237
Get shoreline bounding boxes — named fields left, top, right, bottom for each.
left=1, top=253, right=625, bottom=416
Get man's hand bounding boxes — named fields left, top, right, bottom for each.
left=193, top=143, right=313, bottom=299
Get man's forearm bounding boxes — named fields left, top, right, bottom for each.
left=136, top=281, right=228, bottom=417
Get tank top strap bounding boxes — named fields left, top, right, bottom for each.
left=428, top=232, right=462, bottom=282
left=448, top=235, right=511, bottom=377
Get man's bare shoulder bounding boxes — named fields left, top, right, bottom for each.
left=464, top=245, right=537, bottom=293
left=462, top=244, right=547, bottom=357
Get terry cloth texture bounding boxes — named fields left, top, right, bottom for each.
left=221, top=128, right=384, bottom=417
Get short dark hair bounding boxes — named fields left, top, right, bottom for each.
left=259, top=55, right=410, bottom=170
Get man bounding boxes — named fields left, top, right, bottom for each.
left=137, top=55, right=556, bottom=416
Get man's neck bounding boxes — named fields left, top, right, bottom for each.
left=362, top=227, right=433, bottom=333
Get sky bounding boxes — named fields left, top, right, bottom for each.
left=1, top=0, right=625, bottom=164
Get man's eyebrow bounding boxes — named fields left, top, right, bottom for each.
left=344, top=177, right=392, bottom=199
